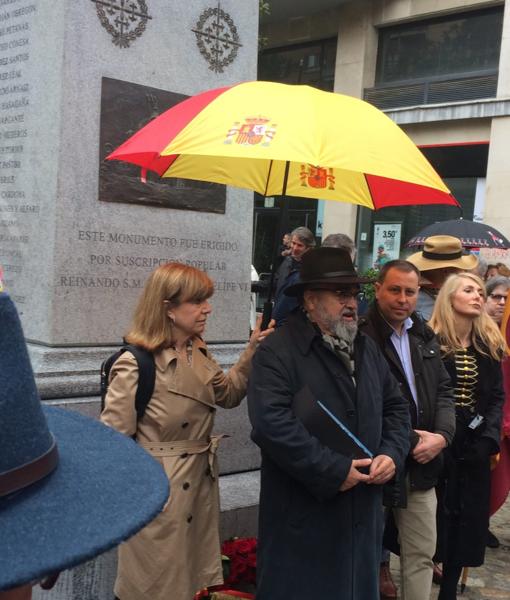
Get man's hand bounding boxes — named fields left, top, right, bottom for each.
left=412, top=430, right=446, bottom=464
left=340, top=458, right=372, bottom=491
left=367, top=454, right=395, bottom=485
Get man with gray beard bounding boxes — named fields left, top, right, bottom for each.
left=248, top=247, right=410, bottom=600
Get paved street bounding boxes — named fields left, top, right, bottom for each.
left=389, top=496, right=510, bottom=599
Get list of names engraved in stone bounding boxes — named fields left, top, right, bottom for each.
left=0, top=1, right=36, bottom=304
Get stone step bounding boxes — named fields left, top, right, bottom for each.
left=219, top=470, right=260, bottom=540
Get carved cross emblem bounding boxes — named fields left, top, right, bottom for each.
left=91, top=0, right=152, bottom=48
left=192, top=3, right=242, bottom=73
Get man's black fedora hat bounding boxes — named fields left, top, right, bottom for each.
left=285, top=247, right=370, bottom=297
left=0, top=291, right=169, bottom=591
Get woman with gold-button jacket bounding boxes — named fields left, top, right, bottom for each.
left=101, top=262, right=273, bottom=600
left=429, top=272, right=506, bottom=600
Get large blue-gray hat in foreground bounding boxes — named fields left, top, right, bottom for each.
left=0, top=292, right=169, bottom=591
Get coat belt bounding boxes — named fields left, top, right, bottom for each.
left=140, top=435, right=226, bottom=480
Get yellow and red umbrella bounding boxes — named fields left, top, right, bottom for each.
left=107, top=80, right=457, bottom=209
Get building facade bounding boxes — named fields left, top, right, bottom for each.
left=259, top=0, right=510, bottom=271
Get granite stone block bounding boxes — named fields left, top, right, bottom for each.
left=3, top=2, right=260, bottom=597
left=1, top=0, right=259, bottom=346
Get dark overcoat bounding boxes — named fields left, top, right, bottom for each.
left=247, top=310, right=410, bottom=600
left=272, top=257, right=301, bottom=326
left=436, top=345, right=504, bottom=567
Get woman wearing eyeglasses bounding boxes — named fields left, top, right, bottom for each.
left=485, top=276, right=510, bottom=326
left=429, top=273, right=506, bottom=599
left=484, top=276, right=510, bottom=548
left=101, top=262, right=274, bottom=600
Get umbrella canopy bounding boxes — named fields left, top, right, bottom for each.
left=107, top=81, right=457, bottom=210
left=406, top=219, right=510, bottom=249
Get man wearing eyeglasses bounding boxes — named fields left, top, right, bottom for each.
left=248, top=247, right=410, bottom=600
left=359, top=260, right=455, bottom=600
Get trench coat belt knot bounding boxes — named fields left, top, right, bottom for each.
left=139, top=435, right=227, bottom=481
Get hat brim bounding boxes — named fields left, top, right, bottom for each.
left=407, top=251, right=478, bottom=272
left=0, top=406, right=169, bottom=591
left=285, top=276, right=372, bottom=297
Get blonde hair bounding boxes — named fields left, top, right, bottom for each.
left=125, top=262, right=214, bottom=351
left=429, top=272, right=506, bottom=360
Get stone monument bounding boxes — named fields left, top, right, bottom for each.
left=0, top=1, right=260, bottom=598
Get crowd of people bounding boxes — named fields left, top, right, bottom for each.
left=2, top=230, right=510, bottom=600
left=98, top=231, right=509, bottom=600
left=265, top=229, right=509, bottom=600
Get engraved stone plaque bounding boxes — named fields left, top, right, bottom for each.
left=98, top=77, right=226, bottom=214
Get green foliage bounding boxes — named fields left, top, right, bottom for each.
left=361, top=268, right=378, bottom=304
left=258, top=0, right=271, bottom=50
left=259, top=0, right=271, bottom=16
left=221, top=555, right=231, bottom=581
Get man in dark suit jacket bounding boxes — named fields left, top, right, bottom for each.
left=272, top=226, right=315, bottom=326
left=359, top=259, right=455, bottom=600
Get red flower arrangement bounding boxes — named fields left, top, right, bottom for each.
left=194, top=537, right=257, bottom=600
left=221, top=537, right=257, bottom=586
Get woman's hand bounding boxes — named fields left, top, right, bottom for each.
left=249, top=316, right=275, bottom=349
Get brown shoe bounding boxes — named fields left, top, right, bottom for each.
left=379, top=562, right=397, bottom=599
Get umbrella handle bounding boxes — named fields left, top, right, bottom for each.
left=261, top=301, right=273, bottom=330
left=258, top=163, right=290, bottom=332
left=260, top=166, right=290, bottom=331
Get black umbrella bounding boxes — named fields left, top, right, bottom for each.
left=405, top=219, right=510, bottom=249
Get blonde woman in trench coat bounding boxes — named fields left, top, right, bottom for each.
left=101, top=262, right=273, bottom=600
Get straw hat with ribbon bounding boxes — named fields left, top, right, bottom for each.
left=407, top=235, right=478, bottom=272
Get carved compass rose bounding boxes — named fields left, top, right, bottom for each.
left=92, top=0, right=152, bottom=48
left=192, top=3, right=242, bottom=73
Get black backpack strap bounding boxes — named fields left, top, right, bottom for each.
left=100, top=349, right=126, bottom=409
left=124, top=345, right=156, bottom=420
